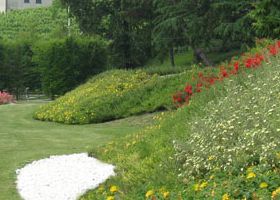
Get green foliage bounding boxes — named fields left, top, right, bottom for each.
left=80, top=51, right=280, bottom=199
left=0, top=7, right=79, bottom=40
left=33, top=36, right=108, bottom=97
left=250, top=0, right=280, bottom=38
left=0, top=102, right=149, bottom=199
left=34, top=69, right=195, bottom=124
left=61, top=0, right=154, bottom=68
left=0, top=40, right=40, bottom=98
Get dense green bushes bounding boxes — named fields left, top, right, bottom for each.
left=34, top=37, right=108, bottom=97
left=0, top=36, right=108, bottom=98
left=34, top=69, right=195, bottom=124
left=0, top=6, right=79, bottom=40
left=0, top=40, right=40, bottom=99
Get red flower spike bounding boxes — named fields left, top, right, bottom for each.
left=184, top=84, right=193, bottom=95
left=234, top=62, right=239, bottom=72
left=269, top=45, right=278, bottom=56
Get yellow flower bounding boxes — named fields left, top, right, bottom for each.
left=222, top=193, right=230, bottom=200
left=210, top=175, right=215, bottom=180
left=106, top=196, right=114, bottom=200
left=110, top=185, right=118, bottom=193
left=146, top=190, right=154, bottom=198
left=163, top=191, right=170, bottom=199
left=259, top=182, right=268, bottom=189
left=208, top=155, right=215, bottom=161
left=199, top=181, right=208, bottom=190
left=246, top=172, right=256, bottom=179
left=194, top=184, right=200, bottom=191
left=272, top=187, right=280, bottom=199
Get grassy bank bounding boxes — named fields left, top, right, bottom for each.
left=34, top=70, right=197, bottom=124
left=81, top=52, right=280, bottom=199
left=0, top=102, right=154, bottom=200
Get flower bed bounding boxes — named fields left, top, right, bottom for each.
left=0, top=92, right=14, bottom=105
left=173, top=40, right=280, bottom=107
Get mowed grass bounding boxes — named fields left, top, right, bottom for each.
left=0, top=102, right=154, bottom=200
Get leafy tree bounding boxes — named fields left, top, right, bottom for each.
left=152, top=0, right=188, bottom=66
left=249, top=0, right=280, bottom=38
left=60, top=0, right=154, bottom=68
left=33, top=37, right=108, bottom=98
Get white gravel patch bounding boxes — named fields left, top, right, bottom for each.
left=16, top=153, right=115, bottom=200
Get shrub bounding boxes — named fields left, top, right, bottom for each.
left=0, top=92, right=14, bottom=105
left=0, top=39, right=40, bottom=99
left=33, top=36, right=108, bottom=98
left=34, top=69, right=196, bottom=124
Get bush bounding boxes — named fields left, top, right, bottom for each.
left=34, top=69, right=196, bottom=124
left=33, top=36, right=108, bottom=98
left=0, top=92, right=14, bottom=105
left=0, top=39, right=40, bottom=99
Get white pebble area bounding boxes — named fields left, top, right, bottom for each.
left=16, top=153, right=115, bottom=200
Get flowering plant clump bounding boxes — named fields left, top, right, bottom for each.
left=0, top=91, right=14, bottom=105
left=174, top=46, right=280, bottom=180
left=34, top=70, right=154, bottom=124
left=172, top=40, right=280, bottom=107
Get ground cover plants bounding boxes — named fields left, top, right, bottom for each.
left=80, top=40, right=280, bottom=200
left=34, top=69, right=196, bottom=124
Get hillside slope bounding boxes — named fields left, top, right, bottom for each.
left=81, top=42, right=280, bottom=200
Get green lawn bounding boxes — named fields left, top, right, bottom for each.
left=0, top=102, right=154, bottom=200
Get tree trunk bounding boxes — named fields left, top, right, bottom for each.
left=169, top=46, right=175, bottom=67
left=194, top=48, right=213, bottom=67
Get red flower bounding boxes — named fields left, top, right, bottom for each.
left=184, top=84, right=193, bottom=95
left=220, top=67, right=229, bottom=78
left=277, top=40, right=280, bottom=48
left=245, top=58, right=253, bottom=68
left=269, top=45, right=278, bottom=56
left=173, top=92, right=183, bottom=103
left=234, top=62, right=239, bottom=72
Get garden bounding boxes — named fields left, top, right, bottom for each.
left=0, top=0, right=280, bottom=200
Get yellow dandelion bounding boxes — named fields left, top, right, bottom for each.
left=110, top=185, right=118, bottom=193
left=222, top=193, right=230, bottom=200
left=272, top=187, right=280, bottom=199
left=194, top=184, right=200, bottom=192
left=246, top=172, right=256, bottom=179
left=208, top=155, right=215, bottom=161
left=146, top=190, right=154, bottom=198
left=259, top=182, right=268, bottom=189
left=106, top=196, right=114, bottom=200
left=163, top=191, right=170, bottom=199
left=199, top=181, right=208, bottom=190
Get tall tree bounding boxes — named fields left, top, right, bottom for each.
left=249, top=0, right=280, bottom=39
left=60, top=0, right=154, bottom=68
left=153, top=0, right=188, bottom=67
